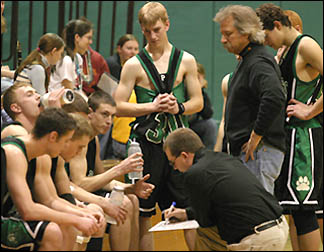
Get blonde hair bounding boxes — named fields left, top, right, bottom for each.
left=138, top=2, right=169, bottom=27
left=69, top=113, right=94, bottom=140
left=284, top=10, right=303, bottom=33
left=214, top=5, right=265, bottom=44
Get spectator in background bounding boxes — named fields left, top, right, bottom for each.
left=79, top=17, right=111, bottom=96
left=106, top=34, right=139, bottom=80
left=14, top=33, right=65, bottom=95
left=49, top=19, right=92, bottom=96
left=1, top=0, right=20, bottom=124
left=188, top=62, right=217, bottom=150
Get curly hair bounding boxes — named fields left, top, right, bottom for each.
left=256, top=3, right=291, bottom=30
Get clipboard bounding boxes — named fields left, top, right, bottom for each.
left=149, top=220, right=199, bottom=232
left=97, top=72, right=119, bottom=96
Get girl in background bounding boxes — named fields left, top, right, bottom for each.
left=14, top=33, right=65, bottom=95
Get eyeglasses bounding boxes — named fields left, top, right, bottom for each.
left=168, top=154, right=180, bottom=167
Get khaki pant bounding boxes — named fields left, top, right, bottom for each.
left=194, top=216, right=289, bottom=251
left=227, top=215, right=289, bottom=251
left=194, top=226, right=229, bottom=251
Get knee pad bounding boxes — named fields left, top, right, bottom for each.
left=292, top=210, right=319, bottom=235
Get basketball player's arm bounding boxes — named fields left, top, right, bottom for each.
left=287, top=37, right=323, bottom=120
left=68, top=141, right=134, bottom=193
left=4, top=146, right=98, bottom=235
left=54, top=156, right=74, bottom=195
left=68, top=145, right=108, bottom=193
left=33, top=155, right=100, bottom=224
left=181, top=53, right=203, bottom=115
left=214, top=74, right=229, bottom=152
left=93, top=136, right=144, bottom=192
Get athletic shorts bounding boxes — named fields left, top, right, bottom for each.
left=1, top=216, right=49, bottom=250
left=275, top=127, right=323, bottom=211
left=128, top=137, right=190, bottom=217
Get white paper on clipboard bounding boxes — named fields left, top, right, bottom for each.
left=149, top=220, right=199, bottom=232
left=97, top=72, right=119, bottom=96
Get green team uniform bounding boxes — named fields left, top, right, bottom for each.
left=128, top=46, right=190, bottom=216
left=275, top=35, right=323, bottom=212
left=1, top=137, right=49, bottom=250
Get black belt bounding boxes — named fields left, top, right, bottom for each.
left=254, top=216, right=283, bottom=234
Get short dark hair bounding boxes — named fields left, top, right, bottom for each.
left=87, top=90, right=116, bottom=112
left=32, top=107, right=76, bottom=139
left=256, top=3, right=291, bottom=30
left=163, top=128, right=205, bottom=157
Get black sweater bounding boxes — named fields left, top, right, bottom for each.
left=225, top=43, right=286, bottom=156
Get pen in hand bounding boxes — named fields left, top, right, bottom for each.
left=165, top=201, right=176, bottom=225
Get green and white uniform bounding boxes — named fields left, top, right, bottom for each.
left=275, top=35, right=323, bottom=212
left=128, top=46, right=190, bottom=216
left=1, top=137, right=49, bottom=250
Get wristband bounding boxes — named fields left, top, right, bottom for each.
left=177, top=102, right=185, bottom=115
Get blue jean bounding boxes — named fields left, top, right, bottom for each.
left=240, top=142, right=284, bottom=195
left=111, top=138, right=127, bottom=160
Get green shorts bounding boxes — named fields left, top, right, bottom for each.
left=1, top=216, right=49, bottom=250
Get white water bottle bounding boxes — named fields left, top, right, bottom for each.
left=127, top=140, right=143, bottom=180
left=105, top=185, right=124, bottom=225
left=40, top=89, right=75, bottom=107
